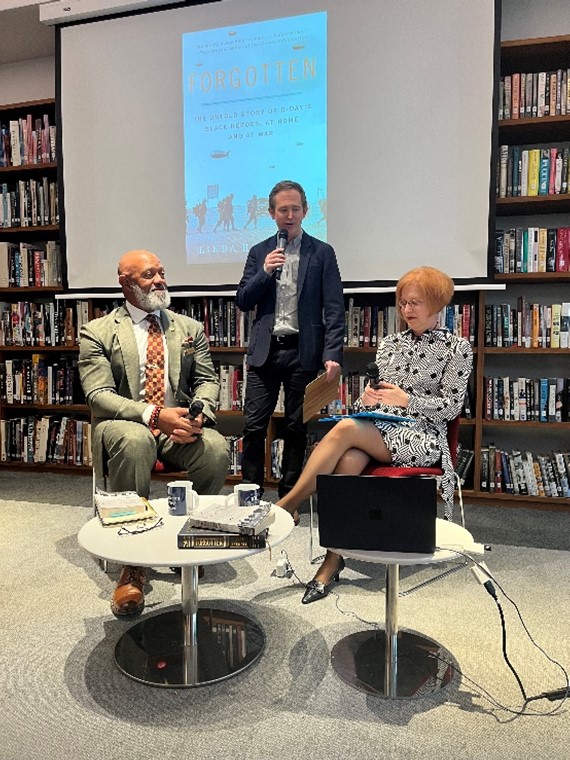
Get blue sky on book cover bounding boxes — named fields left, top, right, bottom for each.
left=182, top=12, right=327, bottom=265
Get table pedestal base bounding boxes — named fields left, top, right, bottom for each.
left=331, top=628, right=455, bottom=698
left=115, top=607, right=265, bottom=687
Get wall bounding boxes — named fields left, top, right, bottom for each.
left=502, top=0, right=570, bottom=39
left=0, top=55, right=54, bottom=104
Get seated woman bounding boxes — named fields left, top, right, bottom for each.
left=276, top=266, right=473, bottom=605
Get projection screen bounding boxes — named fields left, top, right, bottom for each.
left=58, top=0, right=499, bottom=290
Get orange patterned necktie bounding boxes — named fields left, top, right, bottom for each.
left=145, top=314, right=165, bottom=404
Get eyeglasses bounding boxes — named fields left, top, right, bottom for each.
left=398, top=299, right=424, bottom=310
left=118, top=517, right=164, bottom=536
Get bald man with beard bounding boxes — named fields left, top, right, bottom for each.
left=79, top=249, right=229, bottom=615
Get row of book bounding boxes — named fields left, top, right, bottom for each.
left=0, top=299, right=89, bottom=347
left=484, top=300, right=570, bottom=348
left=483, top=376, right=570, bottom=422
left=172, top=297, right=252, bottom=347
left=0, top=241, right=62, bottom=288
left=497, top=145, right=570, bottom=199
left=0, top=415, right=91, bottom=466
left=498, top=69, right=570, bottom=120
left=223, top=435, right=284, bottom=480
left=345, top=301, right=476, bottom=348
left=215, top=362, right=246, bottom=411
left=494, top=227, right=570, bottom=274
left=0, top=355, right=83, bottom=406
left=480, top=446, right=570, bottom=498
left=0, top=114, right=56, bottom=168
left=80, top=297, right=476, bottom=352
left=0, top=178, right=59, bottom=229
left=80, top=297, right=254, bottom=349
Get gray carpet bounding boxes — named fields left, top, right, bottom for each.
left=1, top=471, right=569, bottom=760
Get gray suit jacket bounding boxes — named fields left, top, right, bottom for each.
left=79, top=305, right=220, bottom=475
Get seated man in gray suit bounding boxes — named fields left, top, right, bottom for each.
left=79, top=249, right=229, bottom=616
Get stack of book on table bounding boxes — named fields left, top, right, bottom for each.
left=178, top=499, right=275, bottom=549
left=94, top=490, right=158, bottom=525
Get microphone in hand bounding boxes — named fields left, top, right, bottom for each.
left=187, top=399, right=204, bottom=419
left=365, top=361, right=382, bottom=390
left=274, top=228, right=288, bottom=280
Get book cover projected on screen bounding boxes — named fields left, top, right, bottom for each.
left=182, top=12, right=327, bottom=266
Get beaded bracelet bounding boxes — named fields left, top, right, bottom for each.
left=149, top=405, right=163, bottom=433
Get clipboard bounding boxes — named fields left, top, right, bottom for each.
left=303, top=372, right=341, bottom=422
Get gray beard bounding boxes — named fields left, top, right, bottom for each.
left=131, top=282, right=171, bottom=311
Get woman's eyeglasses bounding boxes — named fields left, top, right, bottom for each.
left=118, top=517, right=164, bottom=536
left=398, top=299, right=424, bottom=310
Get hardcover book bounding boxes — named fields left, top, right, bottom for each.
left=177, top=523, right=269, bottom=550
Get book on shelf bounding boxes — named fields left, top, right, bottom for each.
left=538, top=149, right=550, bottom=196
left=94, top=489, right=158, bottom=525
left=510, top=450, right=528, bottom=496
left=503, top=75, right=511, bottom=119
left=553, top=452, right=570, bottom=498
left=560, top=303, right=570, bottom=349
left=497, top=450, right=511, bottom=493
left=527, top=149, right=540, bottom=196
left=522, top=452, right=538, bottom=497
left=555, top=228, right=569, bottom=272
left=488, top=444, right=496, bottom=493
left=177, top=523, right=269, bottom=550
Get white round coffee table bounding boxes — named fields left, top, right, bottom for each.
left=328, top=518, right=481, bottom=699
left=79, top=498, right=294, bottom=688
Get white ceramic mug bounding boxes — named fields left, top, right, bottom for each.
left=167, top=480, right=195, bottom=515
left=230, top=483, right=261, bottom=507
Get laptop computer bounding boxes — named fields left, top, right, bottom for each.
left=316, top=474, right=437, bottom=554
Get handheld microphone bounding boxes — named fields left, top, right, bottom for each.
left=274, top=228, right=288, bottom=280
left=365, top=361, right=382, bottom=390
left=187, top=399, right=204, bottom=419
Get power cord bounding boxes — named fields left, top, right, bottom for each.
left=443, top=549, right=569, bottom=713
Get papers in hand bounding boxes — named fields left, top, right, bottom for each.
left=94, top=489, right=158, bottom=525
left=318, top=411, right=415, bottom=424
left=303, top=372, right=341, bottom=422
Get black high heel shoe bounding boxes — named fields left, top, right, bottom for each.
left=301, top=556, right=345, bottom=605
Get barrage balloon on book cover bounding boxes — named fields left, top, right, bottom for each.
left=182, top=12, right=327, bottom=266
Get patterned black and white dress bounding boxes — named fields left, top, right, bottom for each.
left=353, top=327, right=473, bottom=520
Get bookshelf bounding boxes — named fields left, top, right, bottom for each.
left=484, top=34, right=570, bottom=510
left=0, top=99, right=92, bottom=473
left=2, top=55, right=569, bottom=509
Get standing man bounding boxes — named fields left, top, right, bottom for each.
left=236, top=180, right=344, bottom=505
left=79, top=249, right=229, bottom=616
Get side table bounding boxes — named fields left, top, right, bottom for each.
left=329, top=518, right=484, bottom=699
left=78, top=498, right=294, bottom=688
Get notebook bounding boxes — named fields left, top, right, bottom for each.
left=316, top=474, right=437, bottom=553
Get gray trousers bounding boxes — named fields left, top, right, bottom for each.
left=99, top=420, right=230, bottom=498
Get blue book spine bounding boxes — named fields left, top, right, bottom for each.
left=538, top=149, right=550, bottom=195
left=539, top=378, right=548, bottom=422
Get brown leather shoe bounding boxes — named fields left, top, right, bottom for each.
left=111, top=565, right=147, bottom=616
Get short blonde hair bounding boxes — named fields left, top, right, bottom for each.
left=396, top=266, right=454, bottom=313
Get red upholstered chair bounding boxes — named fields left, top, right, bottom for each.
left=360, top=415, right=464, bottom=526
left=308, top=416, right=466, bottom=576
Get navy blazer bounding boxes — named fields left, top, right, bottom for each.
left=236, top=232, right=345, bottom=372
